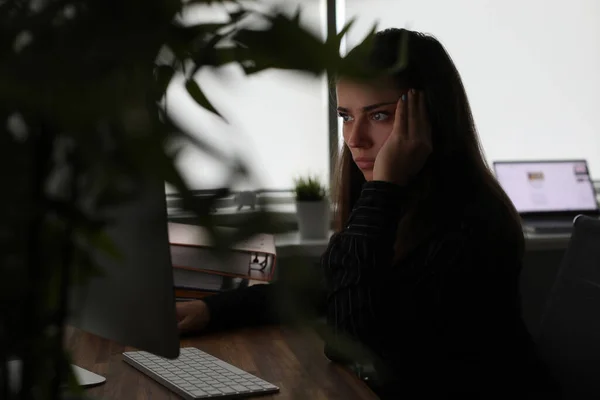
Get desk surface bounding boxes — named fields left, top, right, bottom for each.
left=66, top=326, right=376, bottom=400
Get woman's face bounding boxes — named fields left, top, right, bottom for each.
left=336, top=79, right=403, bottom=181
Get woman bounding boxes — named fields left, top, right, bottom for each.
left=177, top=28, right=559, bottom=398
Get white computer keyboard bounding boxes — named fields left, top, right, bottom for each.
left=123, top=347, right=279, bottom=399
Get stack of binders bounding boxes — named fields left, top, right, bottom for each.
left=168, top=223, right=277, bottom=301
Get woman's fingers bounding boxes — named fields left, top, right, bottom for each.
left=408, top=89, right=419, bottom=140
left=392, top=92, right=408, bottom=138
left=407, top=89, right=432, bottom=145
left=418, top=89, right=427, bottom=120
left=418, top=90, right=432, bottom=144
left=177, top=315, right=193, bottom=331
left=393, top=88, right=429, bottom=142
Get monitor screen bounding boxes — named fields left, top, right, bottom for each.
left=494, top=160, right=598, bottom=214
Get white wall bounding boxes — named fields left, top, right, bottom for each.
left=165, top=0, right=330, bottom=192
left=343, top=0, right=600, bottom=178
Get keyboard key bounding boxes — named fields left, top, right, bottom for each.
left=229, top=384, right=251, bottom=393
left=212, top=360, right=246, bottom=375
left=181, top=384, right=195, bottom=390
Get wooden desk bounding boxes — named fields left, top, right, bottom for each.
left=66, top=326, right=377, bottom=400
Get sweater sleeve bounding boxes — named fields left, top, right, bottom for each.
left=201, top=282, right=278, bottom=332
left=321, top=180, right=471, bottom=365
left=202, top=259, right=327, bottom=333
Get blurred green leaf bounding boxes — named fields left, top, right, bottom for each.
left=337, top=19, right=355, bottom=44
left=165, top=120, right=230, bottom=161
left=185, top=0, right=248, bottom=5
left=185, top=79, right=224, bottom=119
left=232, top=12, right=331, bottom=75
left=83, top=230, right=123, bottom=262
left=188, top=33, right=227, bottom=75
left=167, top=22, right=228, bottom=64
left=45, top=200, right=107, bottom=233
left=70, top=245, right=105, bottom=287
left=208, top=46, right=244, bottom=67
left=327, top=18, right=355, bottom=58
left=291, top=6, right=301, bottom=25
left=335, top=23, right=379, bottom=81
left=227, top=8, right=251, bottom=22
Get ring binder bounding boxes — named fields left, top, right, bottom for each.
left=168, top=222, right=277, bottom=282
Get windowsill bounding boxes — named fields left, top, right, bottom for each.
left=168, top=203, right=321, bottom=226
left=168, top=203, right=296, bottom=215
left=167, top=200, right=584, bottom=255
left=274, top=230, right=333, bottom=258
left=167, top=205, right=333, bottom=257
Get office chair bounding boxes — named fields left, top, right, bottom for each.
left=536, top=215, right=600, bottom=399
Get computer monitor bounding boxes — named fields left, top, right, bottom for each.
left=493, top=160, right=599, bottom=216
left=8, top=176, right=180, bottom=390
left=67, top=176, right=180, bottom=382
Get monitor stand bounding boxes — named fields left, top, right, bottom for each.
left=7, top=360, right=106, bottom=391
left=71, top=364, right=106, bottom=387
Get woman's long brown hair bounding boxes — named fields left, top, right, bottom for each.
left=331, top=28, right=524, bottom=262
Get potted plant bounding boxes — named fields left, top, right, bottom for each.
left=294, top=176, right=330, bottom=239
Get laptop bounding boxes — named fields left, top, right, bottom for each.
left=493, top=160, right=599, bottom=233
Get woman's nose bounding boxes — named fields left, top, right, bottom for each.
left=346, top=120, right=371, bottom=148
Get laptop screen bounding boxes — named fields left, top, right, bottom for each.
left=494, top=160, right=598, bottom=214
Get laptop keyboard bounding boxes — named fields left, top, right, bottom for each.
left=123, top=347, right=279, bottom=399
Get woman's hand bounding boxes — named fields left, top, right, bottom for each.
left=176, top=300, right=211, bottom=333
left=373, top=89, right=432, bottom=186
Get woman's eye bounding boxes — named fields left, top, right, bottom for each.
left=371, top=112, right=389, bottom=121
left=338, top=113, right=353, bottom=122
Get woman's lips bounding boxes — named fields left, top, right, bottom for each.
left=355, top=160, right=375, bottom=169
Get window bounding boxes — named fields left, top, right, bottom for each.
left=166, top=0, right=600, bottom=221
left=165, top=0, right=332, bottom=196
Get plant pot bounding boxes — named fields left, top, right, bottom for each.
left=296, top=200, right=330, bottom=240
